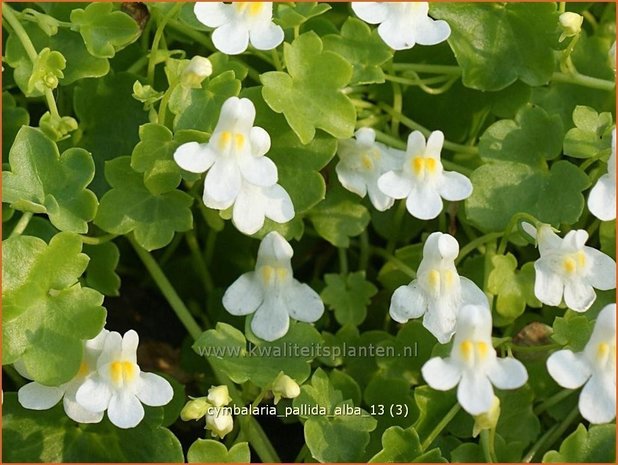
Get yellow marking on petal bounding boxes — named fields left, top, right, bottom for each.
left=460, top=340, right=473, bottom=361
left=122, top=361, right=136, bottom=381
left=476, top=341, right=489, bottom=360
left=110, top=361, right=136, bottom=384
left=78, top=361, right=89, bottom=378
left=111, top=361, right=123, bottom=383
left=276, top=268, right=288, bottom=280
left=563, top=257, right=577, bottom=274
left=426, top=157, right=437, bottom=173
left=234, top=134, right=245, bottom=150
left=428, top=270, right=441, bottom=291
left=576, top=251, right=586, bottom=268
left=412, top=157, right=425, bottom=176
left=219, top=131, right=232, bottom=150
left=597, top=342, right=609, bottom=360
left=444, top=270, right=455, bottom=289
left=235, top=2, right=265, bottom=16
left=261, top=265, right=274, bottom=284
left=361, top=154, right=374, bottom=170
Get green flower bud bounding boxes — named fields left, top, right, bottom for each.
left=180, top=56, right=213, bottom=89
left=272, top=372, right=301, bottom=404
left=207, top=385, right=232, bottom=407
left=559, top=12, right=583, bottom=42
left=472, top=396, right=500, bottom=437
left=180, top=397, right=211, bottom=421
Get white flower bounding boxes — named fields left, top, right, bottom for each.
left=205, top=407, right=234, bottom=438
left=588, top=128, right=616, bottom=221
left=232, top=181, right=295, bottom=235
left=389, top=232, right=488, bottom=343
left=336, top=128, right=405, bottom=211
left=523, top=223, right=616, bottom=312
left=174, top=97, right=278, bottom=210
left=223, top=232, right=324, bottom=341
left=547, top=303, right=616, bottom=424
left=180, top=56, right=213, bottom=88
left=207, top=385, right=232, bottom=407
left=272, top=372, right=301, bottom=404
left=558, top=12, right=583, bottom=42
left=377, top=131, right=472, bottom=220
left=75, top=330, right=173, bottom=429
left=17, top=329, right=109, bottom=424
left=194, top=2, right=283, bottom=55
left=422, top=304, right=528, bottom=415
left=351, top=2, right=450, bottom=50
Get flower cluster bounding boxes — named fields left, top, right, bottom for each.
left=336, top=129, right=473, bottom=220
left=181, top=385, right=234, bottom=439
left=223, top=232, right=324, bottom=341
left=174, top=97, right=294, bottom=235
left=18, top=329, right=173, bottom=429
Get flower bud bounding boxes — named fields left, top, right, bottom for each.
left=272, top=373, right=301, bottom=404
left=206, top=410, right=234, bottom=439
left=207, top=385, right=232, bottom=407
left=180, top=56, right=212, bottom=88
left=180, top=397, right=211, bottom=421
left=472, top=396, right=500, bottom=437
left=559, top=12, right=583, bottom=42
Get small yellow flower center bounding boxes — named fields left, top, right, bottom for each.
left=428, top=270, right=440, bottom=290
left=110, top=361, right=136, bottom=384
left=260, top=265, right=289, bottom=286
left=562, top=251, right=586, bottom=275
left=411, top=156, right=438, bottom=177
left=460, top=340, right=490, bottom=363
left=218, top=131, right=246, bottom=152
left=361, top=154, right=374, bottom=170
left=234, top=2, right=265, bottom=16
left=77, top=361, right=90, bottom=378
left=426, top=269, right=456, bottom=293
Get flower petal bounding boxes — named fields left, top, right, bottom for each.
left=173, top=142, right=216, bottom=174
left=351, top=2, right=388, bottom=24
left=406, top=185, right=443, bottom=220
left=121, top=330, right=139, bottom=363
left=579, top=374, right=616, bottom=424
left=18, top=382, right=64, bottom=410
left=251, top=295, right=290, bottom=341
left=257, top=231, right=294, bottom=264
left=389, top=282, right=427, bottom=323
left=137, top=372, right=174, bottom=406
left=367, top=183, right=395, bottom=212
left=263, top=184, right=295, bottom=224
left=563, top=279, right=596, bottom=312
left=232, top=184, right=267, bottom=235
left=239, top=155, right=278, bottom=187
left=222, top=272, right=264, bottom=316
left=588, top=174, right=616, bottom=221
left=249, top=126, right=271, bottom=157
left=108, top=392, right=145, bottom=429
left=284, top=280, right=324, bottom=323
left=406, top=131, right=426, bottom=156
left=75, top=377, right=112, bottom=413
left=425, top=131, right=444, bottom=158
left=414, top=17, right=451, bottom=45
left=377, top=171, right=413, bottom=199
left=421, top=357, right=462, bottom=390
left=336, top=164, right=368, bottom=198
left=212, top=22, right=250, bottom=55
left=487, top=357, right=528, bottom=389
left=378, top=19, right=415, bottom=50
left=457, top=371, right=494, bottom=415
left=585, top=247, right=616, bottom=290
left=533, top=260, right=564, bottom=307
left=439, top=171, right=473, bottom=201
left=250, top=23, right=284, bottom=51
left=194, top=2, right=231, bottom=28
left=460, top=277, right=489, bottom=308
left=203, top=159, right=241, bottom=209
left=423, top=296, right=458, bottom=344
left=585, top=304, right=616, bottom=353
left=215, top=97, right=256, bottom=134
left=63, top=387, right=104, bottom=423
left=547, top=350, right=592, bottom=389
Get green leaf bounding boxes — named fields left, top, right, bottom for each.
left=276, top=2, right=332, bottom=29
left=451, top=433, right=524, bottom=462
left=309, top=186, right=371, bottom=247
left=295, top=369, right=377, bottom=462
left=563, top=105, right=614, bottom=159
left=330, top=369, right=362, bottom=406
left=487, top=254, right=540, bottom=322
left=5, top=23, right=109, bottom=93
left=187, top=440, right=250, bottom=463
left=3, top=126, right=98, bottom=233
left=2, top=233, right=106, bottom=385
left=431, top=3, right=559, bottom=90
left=83, top=242, right=121, bottom=296
left=194, top=322, right=322, bottom=388
left=543, top=424, right=616, bottom=462
left=2, top=92, right=29, bottom=160
left=495, top=385, right=540, bottom=447
left=74, top=72, right=149, bottom=195
left=323, top=18, right=393, bottom=86
left=172, top=70, right=242, bottom=131
left=599, top=220, right=616, bottom=259
left=551, top=313, right=593, bottom=351
left=479, top=105, right=563, bottom=167
left=261, top=31, right=356, bottom=144
left=95, top=157, right=193, bottom=251
left=413, top=386, right=457, bottom=445
left=466, top=160, right=590, bottom=232
left=245, top=87, right=337, bottom=213
left=70, top=3, right=140, bottom=58
left=321, top=271, right=377, bottom=326
left=2, top=393, right=183, bottom=462
left=369, top=426, right=446, bottom=463
left=377, top=243, right=423, bottom=291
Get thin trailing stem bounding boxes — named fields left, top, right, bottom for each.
left=421, top=403, right=461, bottom=451
left=338, top=247, right=349, bottom=275
left=522, top=407, right=579, bottom=462
left=9, top=212, right=33, bottom=238
left=371, top=246, right=416, bottom=279
left=79, top=233, right=118, bottom=245
left=455, top=232, right=503, bottom=265
left=147, top=3, right=183, bottom=85
left=534, top=389, right=576, bottom=416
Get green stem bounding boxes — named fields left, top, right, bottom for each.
left=384, top=73, right=452, bottom=86
left=147, top=3, right=182, bottom=85
left=391, top=62, right=462, bottom=75
left=551, top=71, right=615, bottom=91
left=379, top=103, right=479, bottom=155
left=523, top=407, right=579, bottom=462
left=559, top=2, right=566, bottom=13
left=294, top=444, right=309, bottom=463
left=455, top=232, right=502, bottom=265
left=421, top=403, right=461, bottom=451
left=338, top=247, right=349, bottom=275
left=359, top=230, right=370, bottom=271
left=251, top=389, right=268, bottom=409
left=185, top=230, right=215, bottom=293
left=168, top=18, right=215, bottom=51
left=80, top=233, right=118, bottom=245
left=10, top=212, right=33, bottom=238
left=157, top=81, right=178, bottom=126
left=372, top=247, right=416, bottom=279
left=391, top=78, right=403, bottom=136
left=480, top=428, right=498, bottom=462
left=386, top=200, right=407, bottom=254
left=238, top=415, right=281, bottom=463
left=509, top=342, right=561, bottom=353
left=497, top=212, right=540, bottom=255
left=271, top=49, right=283, bottom=71
left=534, top=389, right=576, bottom=416
left=129, top=235, right=203, bottom=339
